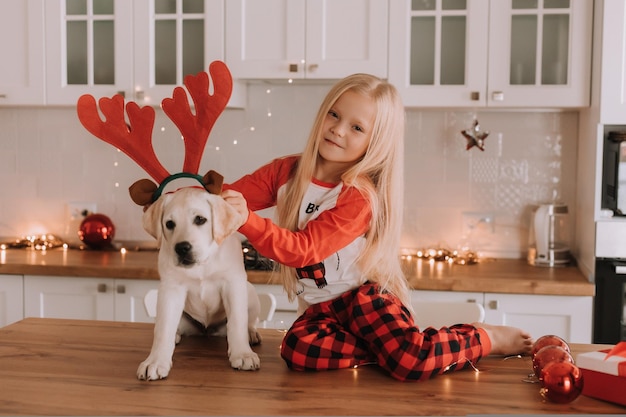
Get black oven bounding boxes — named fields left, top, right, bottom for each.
left=594, top=258, right=626, bottom=343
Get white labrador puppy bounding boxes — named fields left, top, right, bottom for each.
left=137, top=187, right=261, bottom=381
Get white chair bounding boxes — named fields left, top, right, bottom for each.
left=257, top=292, right=277, bottom=328
left=143, top=289, right=277, bottom=325
left=410, top=301, right=485, bottom=330
left=144, top=288, right=158, bottom=318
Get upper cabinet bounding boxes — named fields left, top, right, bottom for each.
left=597, top=0, right=626, bottom=124
left=225, top=0, right=388, bottom=80
left=45, top=0, right=244, bottom=107
left=389, top=0, right=593, bottom=108
left=0, top=0, right=46, bottom=105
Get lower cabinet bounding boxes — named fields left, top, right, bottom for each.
left=0, top=275, right=24, bottom=327
left=482, top=293, right=593, bottom=344
left=12, top=276, right=594, bottom=342
left=24, top=276, right=158, bottom=323
left=413, top=290, right=593, bottom=344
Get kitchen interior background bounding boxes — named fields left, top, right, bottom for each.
left=0, top=81, right=578, bottom=259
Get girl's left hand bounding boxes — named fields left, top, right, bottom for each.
left=221, top=189, right=250, bottom=223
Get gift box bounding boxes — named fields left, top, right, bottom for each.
left=576, top=342, right=626, bottom=407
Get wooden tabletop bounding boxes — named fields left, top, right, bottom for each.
left=0, top=248, right=594, bottom=296
left=0, top=318, right=623, bottom=416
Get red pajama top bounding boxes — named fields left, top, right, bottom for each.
left=225, top=155, right=371, bottom=308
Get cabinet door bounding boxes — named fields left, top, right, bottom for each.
left=487, top=0, right=592, bottom=107
left=45, top=0, right=134, bottom=105
left=24, top=276, right=115, bottom=320
left=305, top=0, right=388, bottom=79
left=226, top=0, right=306, bottom=79
left=0, top=275, right=24, bottom=327
left=132, top=0, right=246, bottom=106
left=483, top=293, right=592, bottom=343
left=0, top=0, right=45, bottom=105
left=114, top=279, right=158, bottom=323
left=388, top=0, right=489, bottom=107
left=226, top=0, right=387, bottom=80
left=599, top=0, right=626, bottom=124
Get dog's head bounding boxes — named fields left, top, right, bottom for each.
left=143, top=187, right=244, bottom=267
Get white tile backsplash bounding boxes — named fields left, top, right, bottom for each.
left=0, top=83, right=578, bottom=258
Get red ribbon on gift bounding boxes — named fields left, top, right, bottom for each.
left=604, top=341, right=626, bottom=376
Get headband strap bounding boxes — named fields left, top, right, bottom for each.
left=152, top=172, right=206, bottom=202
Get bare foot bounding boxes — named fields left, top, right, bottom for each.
left=473, top=322, right=533, bottom=356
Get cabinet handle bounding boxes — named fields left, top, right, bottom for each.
left=116, top=285, right=126, bottom=294
left=289, top=63, right=299, bottom=72
left=0, top=94, right=7, bottom=99
left=308, top=63, right=319, bottom=72
left=135, top=90, right=145, bottom=101
left=488, top=300, right=499, bottom=310
left=491, top=91, right=504, bottom=101
left=116, top=91, right=125, bottom=98
left=467, top=299, right=477, bottom=303
left=97, top=283, right=107, bottom=293
left=470, top=91, right=480, bottom=101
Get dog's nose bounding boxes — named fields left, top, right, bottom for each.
left=175, top=241, right=192, bottom=257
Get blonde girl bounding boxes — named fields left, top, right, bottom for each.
left=222, top=73, right=532, bottom=381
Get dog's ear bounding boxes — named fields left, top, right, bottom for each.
left=209, top=194, right=245, bottom=244
left=142, top=194, right=169, bottom=246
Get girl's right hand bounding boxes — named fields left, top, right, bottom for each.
left=221, top=189, right=250, bottom=223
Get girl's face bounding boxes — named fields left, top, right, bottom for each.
left=319, top=90, right=376, bottom=166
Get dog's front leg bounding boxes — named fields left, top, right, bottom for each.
left=223, top=279, right=260, bottom=371
left=137, top=284, right=187, bottom=381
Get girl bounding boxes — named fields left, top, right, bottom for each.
left=222, top=73, right=532, bottom=382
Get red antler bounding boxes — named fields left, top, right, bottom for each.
left=76, top=94, right=170, bottom=183
left=162, top=60, right=233, bottom=174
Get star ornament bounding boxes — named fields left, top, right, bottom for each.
left=462, top=119, right=489, bottom=151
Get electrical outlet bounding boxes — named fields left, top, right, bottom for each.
left=462, top=211, right=495, bottom=236
left=66, top=202, right=97, bottom=220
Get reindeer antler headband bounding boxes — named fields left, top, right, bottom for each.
left=76, top=60, right=232, bottom=206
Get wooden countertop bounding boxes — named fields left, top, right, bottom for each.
left=0, top=317, right=623, bottom=415
left=0, top=248, right=594, bottom=296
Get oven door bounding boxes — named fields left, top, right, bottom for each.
left=594, top=259, right=626, bottom=343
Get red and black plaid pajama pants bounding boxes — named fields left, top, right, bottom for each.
left=280, top=282, right=487, bottom=382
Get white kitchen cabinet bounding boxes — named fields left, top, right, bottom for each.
left=483, top=293, right=592, bottom=343
left=0, top=275, right=24, bottom=327
left=45, top=0, right=244, bottom=107
left=0, top=0, right=45, bottom=105
left=226, top=0, right=388, bottom=80
left=596, top=0, right=626, bottom=124
left=388, top=0, right=592, bottom=108
left=24, top=275, right=158, bottom=323
left=412, top=289, right=592, bottom=343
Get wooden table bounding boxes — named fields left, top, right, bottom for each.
left=0, top=318, right=624, bottom=415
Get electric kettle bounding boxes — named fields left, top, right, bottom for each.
left=527, top=203, right=571, bottom=267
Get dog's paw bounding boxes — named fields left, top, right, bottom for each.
left=229, top=350, right=261, bottom=371
left=137, top=357, right=172, bottom=381
left=249, top=328, right=262, bottom=345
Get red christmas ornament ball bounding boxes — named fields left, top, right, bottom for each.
left=532, top=345, right=574, bottom=377
left=78, top=214, right=115, bottom=249
left=531, top=334, right=571, bottom=359
left=539, top=361, right=584, bottom=404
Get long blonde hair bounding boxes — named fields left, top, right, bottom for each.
left=276, top=73, right=411, bottom=309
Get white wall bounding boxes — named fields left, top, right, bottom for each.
left=0, top=82, right=578, bottom=258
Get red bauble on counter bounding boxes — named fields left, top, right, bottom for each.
left=78, top=213, right=116, bottom=249
left=539, top=361, right=584, bottom=404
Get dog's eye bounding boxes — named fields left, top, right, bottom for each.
left=194, top=216, right=207, bottom=226
left=165, top=220, right=175, bottom=230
